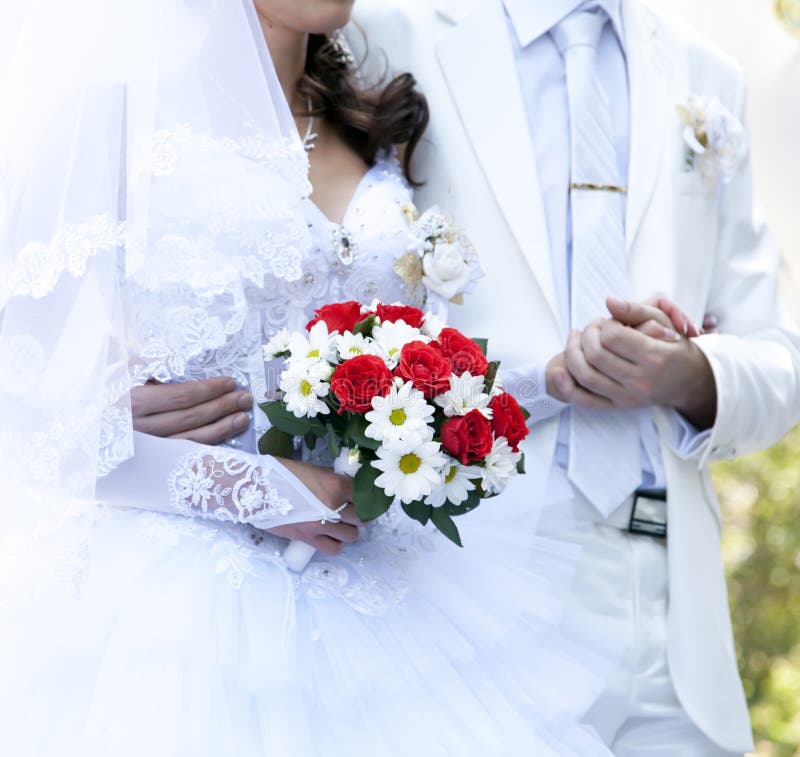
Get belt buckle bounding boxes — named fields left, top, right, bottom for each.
left=628, top=488, right=668, bottom=539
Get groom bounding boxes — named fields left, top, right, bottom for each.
left=347, top=0, right=800, bottom=754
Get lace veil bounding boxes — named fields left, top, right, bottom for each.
left=0, top=0, right=312, bottom=598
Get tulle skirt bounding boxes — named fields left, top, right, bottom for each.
left=0, top=500, right=615, bottom=757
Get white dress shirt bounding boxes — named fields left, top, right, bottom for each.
left=501, top=0, right=708, bottom=493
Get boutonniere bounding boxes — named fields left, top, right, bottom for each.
left=676, top=95, right=747, bottom=187
left=393, top=203, right=483, bottom=315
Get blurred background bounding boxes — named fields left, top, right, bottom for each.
left=661, top=1, right=800, bottom=754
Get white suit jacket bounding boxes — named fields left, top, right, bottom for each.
left=351, top=0, right=800, bottom=752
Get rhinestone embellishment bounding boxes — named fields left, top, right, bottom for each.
left=331, top=226, right=357, bottom=267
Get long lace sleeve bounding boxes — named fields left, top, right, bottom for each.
left=95, top=432, right=330, bottom=529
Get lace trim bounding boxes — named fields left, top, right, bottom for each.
left=149, top=125, right=311, bottom=197
left=167, top=448, right=293, bottom=528
left=0, top=214, right=124, bottom=307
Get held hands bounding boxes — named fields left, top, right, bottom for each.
left=547, top=296, right=717, bottom=429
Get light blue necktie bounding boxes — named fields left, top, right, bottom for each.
left=552, top=7, right=642, bottom=516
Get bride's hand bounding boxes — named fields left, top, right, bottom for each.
left=266, top=458, right=363, bottom=556
left=131, top=377, right=253, bottom=444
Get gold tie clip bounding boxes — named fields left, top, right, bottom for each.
left=570, top=182, right=627, bottom=194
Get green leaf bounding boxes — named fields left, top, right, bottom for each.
left=444, top=487, right=481, bottom=517
left=353, top=462, right=394, bottom=521
left=402, top=499, right=432, bottom=526
left=342, top=413, right=380, bottom=451
left=257, top=427, right=295, bottom=458
left=471, top=337, right=488, bottom=356
left=326, top=424, right=341, bottom=459
left=259, top=400, right=325, bottom=437
left=516, top=453, right=526, bottom=475
left=304, top=431, right=318, bottom=451
left=430, top=508, right=463, bottom=547
left=353, top=314, right=378, bottom=337
left=520, top=406, right=531, bottom=422
left=483, top=360, right=501, bottom=394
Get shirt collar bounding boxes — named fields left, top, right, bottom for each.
left=503, top=0, right=625, bottom=50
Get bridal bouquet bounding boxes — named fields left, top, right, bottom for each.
left=260, top=301, right=529, bottom=555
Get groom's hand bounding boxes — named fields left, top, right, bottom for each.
left=547, top=297, right=687, bottom=410
left=548, top=297, right=717, bottom=429
left=599, top=297, right=717, bottom=428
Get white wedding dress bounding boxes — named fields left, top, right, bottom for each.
left=0, top=2, right=616, bottom=754
left=0, top=152, right=614, bottom=757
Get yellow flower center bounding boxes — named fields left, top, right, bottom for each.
left=300, top=380, right=313, bottom=397
left=307, top=349, right=320, bottom=358
left=388, top=347, right=400, bottom=357
left=389, top=408, right=407, bottom=426
left=399, top=453, right=422, bottom=475
left=444, top=466, right=458, bottom=484
left=349, top=347, right=363, bottom=355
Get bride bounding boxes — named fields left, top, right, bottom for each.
left=0, top=1, right=614, bottom=755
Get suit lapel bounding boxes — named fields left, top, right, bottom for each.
left=435, top=0, right=562, bottom=332
left=623, top=0, right=674, bottom=254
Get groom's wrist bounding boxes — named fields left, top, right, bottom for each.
left=668, top=341, right=718, bottom=430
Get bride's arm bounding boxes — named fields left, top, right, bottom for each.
left=96, top=432, right=360, bottom=553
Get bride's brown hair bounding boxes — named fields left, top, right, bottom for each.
left=298, top=32, right=429, bottom=186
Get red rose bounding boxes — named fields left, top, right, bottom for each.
left=306, top=301, right=364, bottom=334
left=489, top=393, right=529, bottom=452
left=441, top=410, right=494, bottom=465
left=331, top=355, right=393, bottom=414
left=375, top=303, right=425, bottom=329
left=395, top=341, right=452, bottom=399
left=437, top=328, right=489, bottom=377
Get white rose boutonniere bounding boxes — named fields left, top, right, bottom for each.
left=394, top=204, right=483, bottom=317
left=677, top=95, right=747, bottom=187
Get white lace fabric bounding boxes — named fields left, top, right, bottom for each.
left=96, top=433, right=329, bottom=532
left=1, top=0, right=438, bottom=607
left=0, top=0, right=321, bottom=599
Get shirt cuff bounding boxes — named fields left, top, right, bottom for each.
left=667, top=409, right=712, bottom=459
left=500, top=362, right=568, bottom=424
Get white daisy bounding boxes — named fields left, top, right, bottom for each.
left=434, top=372, right=492, bottom=418
left=336, top=331, right=380, bottom=362
left=425, top=461, right=482, bottom=508
left=420, top=311, right=446, bottom=340
left=287, top=321, right=336, bottom=365
left=365, top=381, right=435, bottom=444
left=263, top=328, right=291, bottom=359
left=333, top=446, right=363, bottom=477
left=371, top=320, right=429, bottom=367
left=481, top=437, right=522, bottom=496
left=372, top=437, right=448, bottom=505
left=280, top=360, right=332, bottom=418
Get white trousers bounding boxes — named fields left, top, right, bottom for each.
left=539, top=509, right=744, bottom=757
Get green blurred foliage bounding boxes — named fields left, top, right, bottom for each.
left=715, top=425, right=800, bottom=756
